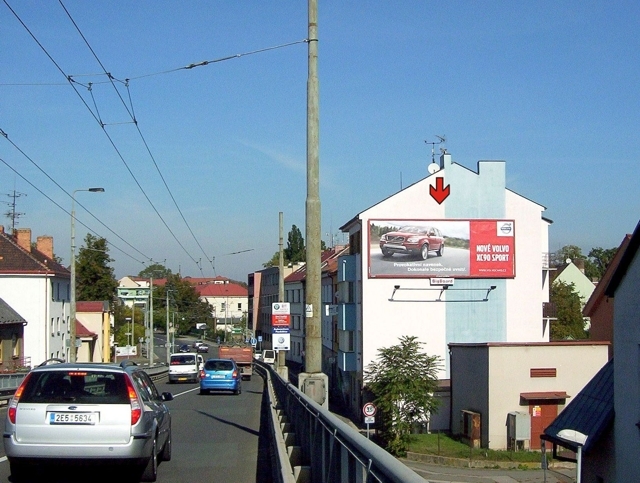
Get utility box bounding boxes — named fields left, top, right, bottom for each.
left=460, top=410, right=481, bottom=448
left=298, top=373, right=329, bottom=409
left=506, top=411, right=531, bottom=450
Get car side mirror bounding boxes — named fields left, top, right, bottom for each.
left=161, top=392, right=174, bottom=402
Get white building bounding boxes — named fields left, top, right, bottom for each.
left=0, top=227, right=71, bottom=365
left=336, top=152, right=552, bottom=417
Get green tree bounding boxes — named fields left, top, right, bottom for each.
left=76, top=233, right=118, bottom=302
left=550, top=281, right=587, bottom=340
left=138, top=262, right=172, bottom=279
left=364, top=336, right=442, bottom=456
left=263, top=224, right=327, bottom=267
left=154, top=274, right=213, bottom=336
left=587, top=246, right=617, bottom=281
left=550, top=245, right=585, bottom=267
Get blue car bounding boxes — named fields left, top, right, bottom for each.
left=199, top=359, right=242, bottom=395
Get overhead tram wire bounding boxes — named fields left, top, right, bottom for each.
left=4, top=1, right=204, bottom=275
left=0, top=128, right=151, bottom=262
left=58, top=1, right=306, bottom=278
left=0, top=129, right=151, bottom=264
left=0, top=155, right=146, bottom=266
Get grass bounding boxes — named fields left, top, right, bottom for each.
left=407, top=432, right=550, bottom=463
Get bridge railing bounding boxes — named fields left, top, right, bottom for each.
left=256, top=362, right=425, bottom=483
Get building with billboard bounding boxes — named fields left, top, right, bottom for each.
left=335, top=151, right=553, bottom=417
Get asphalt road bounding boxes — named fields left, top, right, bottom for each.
left=0, top=343, right=268, bottom=483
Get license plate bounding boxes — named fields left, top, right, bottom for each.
left=49, top=412, right=98, bottom=425
left=209, top=374, right=224, bottom=379
left=178, top=377, right=187, bottom=381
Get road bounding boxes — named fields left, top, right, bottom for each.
left=0, top=342, right=269, bottom=483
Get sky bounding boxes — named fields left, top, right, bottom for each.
left=1, top=1, right=639, bottom=282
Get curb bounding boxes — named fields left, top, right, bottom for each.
left=405, top=451, right=576, bottom=470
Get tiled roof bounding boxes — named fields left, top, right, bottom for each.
left=76, top=301, right=109, bottom=312
left=76, top=320, right=97, bottom=338
left=0, top=231, right=69, bottom=277
left=541, top=358, right=613, bottom=454
left=284, top=246, right=350, bottom=283
left=605, top=219, right=640, bottom=297
left=196, top=283, right=248, bottom=297
left=0, top=298, right=27, bottom=325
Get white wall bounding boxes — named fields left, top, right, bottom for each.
left=0, top=275, right=69, bottom=365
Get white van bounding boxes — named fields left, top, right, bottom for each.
left=262, top=350, right=276, bottom=365
left=169, top=352, right=202, bottom=383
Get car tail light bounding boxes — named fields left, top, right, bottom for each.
left=199, top=370, right=204, bottom=378
left=124, top=376, right=142, bottom=425
left=8, top=373, right=32, bottom=424
left=232, top=370, right=239, bottom=379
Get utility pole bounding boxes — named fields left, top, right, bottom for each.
left=3, top=190, right=26, bottom=233
left=299, top=0, right=328, bottom=408
left=277, top=212, right=288, bottom=379
left=166, top=288, right=171, bottom=364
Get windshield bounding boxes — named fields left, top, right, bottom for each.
left=19, top=371, right=129, bottom=404
left=171, top=355, right=196, bottom=365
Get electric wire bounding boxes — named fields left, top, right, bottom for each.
left=3, top=0, right=205, bottom=275
left=0, top=128, right=150, bottom=264
left=0, top=154, right=145, bottom=265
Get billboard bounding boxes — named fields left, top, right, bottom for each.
left=369, top=219, right=515, bottom=279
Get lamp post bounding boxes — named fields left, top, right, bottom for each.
left=70, top=187, right=104, bottom=363
left=557, top=429, right=587, bottom=483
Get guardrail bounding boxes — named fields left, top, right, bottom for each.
left=258, top=361, right=425, bottom=483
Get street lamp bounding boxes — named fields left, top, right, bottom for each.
left=69, top=187, right=105, bottom=363
left=125, top=317, right=132, bottom=359
left=557, top=429, right=587, bottom=483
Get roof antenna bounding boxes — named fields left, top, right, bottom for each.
left=425, top=135, right=446, bottom=174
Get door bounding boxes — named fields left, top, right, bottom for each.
left=529, top=402, right=558, bottom=449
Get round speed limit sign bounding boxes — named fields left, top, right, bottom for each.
left=362, top=402, right=377, bottom=417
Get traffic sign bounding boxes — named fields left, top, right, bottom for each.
left=363, top=402, right=377, bottom=417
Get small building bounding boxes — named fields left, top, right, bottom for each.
left=76, top=301, right=112, bottom=362
left=449, top=341, right=608, bottom=450
left=0, top=297, right=28, bottom=370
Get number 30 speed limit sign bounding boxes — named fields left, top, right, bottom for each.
left=362, top=402, right=377, bottom=417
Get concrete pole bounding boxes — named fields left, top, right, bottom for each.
left=166, top=290, right=170, bottom=364
left=277, top=212, right=288, bottom=379
left=305, top=0, right=321, bottom=375
left=149, top=276, right=154, bottom=366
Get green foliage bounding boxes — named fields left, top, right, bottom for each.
left=551, top=244, right=617, bottom=282
left=285, top=224, right=305, bottom=263
left=76, top=233, right=118, bottom=302
left=138, top=263, right=172, bottom=279
left=154, top=274, right=214, bottom=335
left=113, top=304, right=146, bottom=347
left=364, top=336, right=442, bottom=456
left=550, top=281, right=587, bottom=340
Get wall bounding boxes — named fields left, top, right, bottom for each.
left=485, top=343, right=608, bottom=449
left=613, top=247, right=640, bottom=478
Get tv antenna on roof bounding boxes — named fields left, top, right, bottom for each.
left=425, top=135, right=446, bottom=174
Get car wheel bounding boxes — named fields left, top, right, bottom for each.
left=160, top=427, right=172, bottom=462
left=420, top=243, right=430, bottom=260
left=9, top=460, right=28, bottom=481
left=436, top=244, right=444, bottom=256
left=141, top=436, right=158, bottom=482
left=200, top=388, right=209, bottom=395
left=381, top=248, right=392, bottom=258
left=235, top=385, right=242, bottom=395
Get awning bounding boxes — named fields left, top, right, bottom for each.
left=520, top=391, right=569, bottom=401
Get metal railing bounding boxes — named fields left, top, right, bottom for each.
left=257, top=362, right=425, bottom=483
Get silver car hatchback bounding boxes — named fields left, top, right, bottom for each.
left=3, top=359, right=173, bottom=482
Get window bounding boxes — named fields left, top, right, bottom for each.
left=11, top=334, right=19, bottom=358
left=237, top=303, right=242, bottom=310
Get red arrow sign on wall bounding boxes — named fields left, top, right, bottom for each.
left=430, top=177, right=450, bottom=204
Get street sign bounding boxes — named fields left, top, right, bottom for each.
left=363, top=402, right=377, bottom=417
left=272, top=302, right=290, bottom=314
left=364, top=416, right=375, bottom=424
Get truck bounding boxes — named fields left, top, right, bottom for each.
left=218, top=344, right=253, bottom=380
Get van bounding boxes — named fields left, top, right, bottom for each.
left=169, top=352, right=201, bottom=383
left=262, top=350, right=276, bottom=365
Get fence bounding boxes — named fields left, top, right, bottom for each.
left=259, top=362, right=425, bottom=483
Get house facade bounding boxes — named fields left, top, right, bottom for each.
left=76, top=300, right=112, bottom=362
left=0, top=297, right=28, bottom=370
left=335, top=152, right=552, bottom=417
left=0, top=227, right=71, bottom=365
left=450, top=341, right=608, bottom=450
left=194, top=280, right=248, bottom=334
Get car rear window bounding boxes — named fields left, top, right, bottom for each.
left=204, top=360, right=234, bottom=371
left=19, top=371, right=129, bottom=404
left=171, top=355, right=196, bottom=365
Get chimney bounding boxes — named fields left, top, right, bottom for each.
left=0, top=225, right=4, bottom=234
left=15, top=228, right=31, bottom=252
left=37, top=236, right=54, bottom=259
left=574, top=258, right=586, bottom=274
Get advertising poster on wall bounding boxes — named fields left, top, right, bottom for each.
left=369, top=219, right=515, bottom=279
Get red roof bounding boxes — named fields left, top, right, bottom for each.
left=76, top=320, right=97, bottom=338
left=196, top=283, right=248, bottom=297
left=76, top=301, right=108, bottom=313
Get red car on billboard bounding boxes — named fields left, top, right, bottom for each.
left=379, top=225, right=445, bottom=260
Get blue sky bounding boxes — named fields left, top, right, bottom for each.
left=1, top=1, right=638, bottom=282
